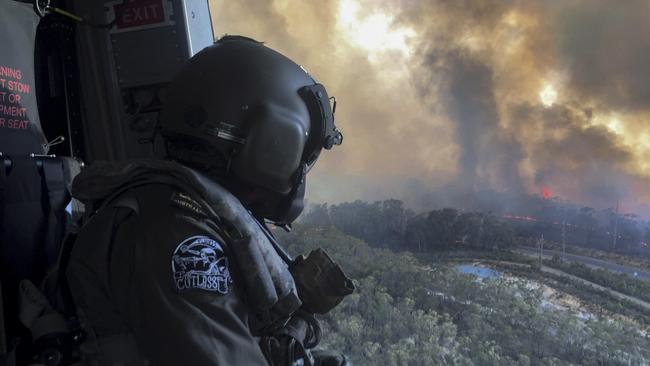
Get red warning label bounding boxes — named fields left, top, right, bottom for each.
left=0, top=65, right=31, bottom=130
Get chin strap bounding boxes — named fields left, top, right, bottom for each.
left=256, top=219, right=294, bottom=266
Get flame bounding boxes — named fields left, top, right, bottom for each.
left=541, top=185, right=551, bottom=199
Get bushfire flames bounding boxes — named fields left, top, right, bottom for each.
left=541, top=185, right=552, bottom=200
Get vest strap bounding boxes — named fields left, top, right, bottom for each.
left=39, top=158, right=69, bottom=266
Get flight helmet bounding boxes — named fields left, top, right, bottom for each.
left=159, top=35, right=342, bottom=224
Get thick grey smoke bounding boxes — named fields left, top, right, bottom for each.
left=418, top=50, right=526, bottom=195
left=209, top=0, right=650, bottom=218
left=549, top=0, right=650, bottom=112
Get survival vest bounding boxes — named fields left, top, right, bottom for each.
left=69, top=160, right=304, bottom=335
left=26, top=160, right=352, bottom=365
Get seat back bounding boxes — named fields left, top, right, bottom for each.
left=0, top=1, right=79, bottom=353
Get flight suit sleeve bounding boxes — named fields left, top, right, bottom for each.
left=107, top=186, right=269, bottom=366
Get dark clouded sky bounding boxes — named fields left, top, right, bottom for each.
left=209, top=0, right=650, bottom=218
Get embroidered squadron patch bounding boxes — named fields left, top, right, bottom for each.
left=171, top=236, right=232, bottom=294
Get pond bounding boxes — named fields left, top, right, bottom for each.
left=455, top=264, right=502, bottom=279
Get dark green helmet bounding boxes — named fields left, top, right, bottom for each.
left=159, top=35, right=342, bottom=224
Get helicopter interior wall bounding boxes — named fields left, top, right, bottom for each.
left=34, top=6, right=85, bottom=159
left=67, top=0, right=214, bottom=162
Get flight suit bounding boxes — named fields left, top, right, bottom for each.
left=66, top=170, right=270, bottom=365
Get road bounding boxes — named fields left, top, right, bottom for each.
left=540, top=266, right=650, bottom=311
left=516, top=247, right=650, bottom=281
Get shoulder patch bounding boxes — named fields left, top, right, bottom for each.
left=171, top=236, right=232, bottom=294
left=170, top=191, right=207, bottom=217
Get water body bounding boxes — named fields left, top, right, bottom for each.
left=455, top=264, right=501, bottom=279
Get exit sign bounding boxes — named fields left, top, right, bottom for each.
left=106, top=0, right=174, bottom=33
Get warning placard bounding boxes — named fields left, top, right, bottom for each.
left=0, top=0, right=46, bottom=154
left=107, top=0, right=174, bottom=33
left=0, top=65, right=31, bottom=131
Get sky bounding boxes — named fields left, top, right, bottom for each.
left=208, top=0, right=650, bottom=218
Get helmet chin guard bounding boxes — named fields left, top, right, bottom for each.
left=275, top=166, right=308, bottom=226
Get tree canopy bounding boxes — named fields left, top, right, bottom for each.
left=281, top=227, right=650, bottom=366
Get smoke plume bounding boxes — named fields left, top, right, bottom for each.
left=209, top=0, right=650, bottom=218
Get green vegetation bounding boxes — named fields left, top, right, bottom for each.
left=302, top=202, right=516, bottom=252
left=302, top=199, right=650, bottom=257
left=545, top=257, right=650, bottom=303
left=502, top=263, right=650, bottom=325
left=428, top=249, right=535, bottom=266
left=523, top=238, right=650, bottom=271
left=280, top=227, right=650, bottom=366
